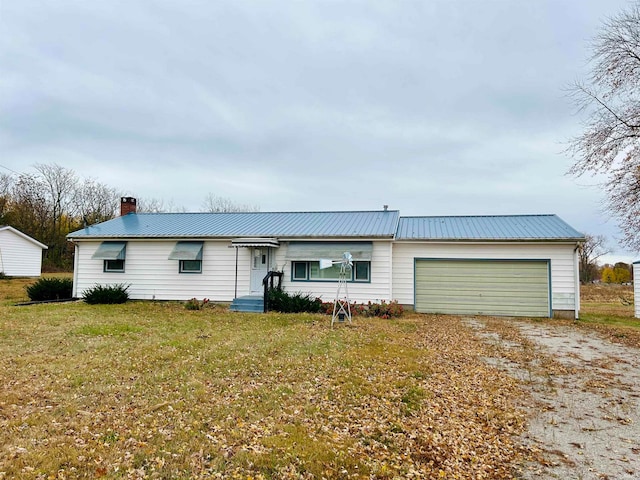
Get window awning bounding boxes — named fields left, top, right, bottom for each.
left=286, top=242, right=373, bottom=261
left=92, top=241, right=127, bottom=260
left=231, top=237, right=280, bottom=248
left=168, top=241, right=203, bottom=260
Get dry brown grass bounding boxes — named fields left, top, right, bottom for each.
left=580, top=283, right=633, bottom=303
left=0, top=280, right=529, bottom=479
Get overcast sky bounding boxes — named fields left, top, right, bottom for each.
left=0, top=0, right=637, bottom=262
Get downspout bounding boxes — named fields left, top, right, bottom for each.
left=72, top=242, right=80, bottom=298
left=267, top=247, right=271, bottom=273
left=388, top=241, right=393, bottom=302
left=234, top=247, right=238, bottom=299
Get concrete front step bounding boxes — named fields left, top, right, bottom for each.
left=230, top=295, right=264, bottom=313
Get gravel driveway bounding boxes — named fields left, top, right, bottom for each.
left=465, top=317, right=640, bottom=480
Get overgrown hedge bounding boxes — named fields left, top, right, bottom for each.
left=267, top=289, right=323, bottom=313
left=26, top=277, right=73, bottom=301
left=82, top=284, right=129, bottom=304
left=267, top=289, right=404, bottom=318
left=320, top=299, right=404, bottom=318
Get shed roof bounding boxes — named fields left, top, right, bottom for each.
left=396, top=215, right=584, bottom=241
left=0, top=226, right=48, bottom=249
left=67, top=210, right=400, bottom=239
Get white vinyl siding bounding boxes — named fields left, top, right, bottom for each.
left=73, top=240, right=251, bottom=301
left=415, top=259, right=550, bottom=317
left=392, top=242, right=578, bottom=314
left=0, top=229, right=45, bottom=277
left=276, top=240, right=392, bottom=304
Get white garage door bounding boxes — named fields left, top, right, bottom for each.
left=415, top=259, right=550, bottom=317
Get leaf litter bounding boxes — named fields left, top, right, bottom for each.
left=467, top=316, right=640, bottom=480
left=0, top=303, right=532, bottom=479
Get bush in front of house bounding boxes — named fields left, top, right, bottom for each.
left=82, top=284, right=129, bottom=304
left=267, top=289, right=323, bottom=313
left=184, top=298, right=209, bottom=310
left=26, top=277, right=73, bottom=301
left=320, top=299, right=404, bottom=319
left=365, top=300, right=404, bottom=319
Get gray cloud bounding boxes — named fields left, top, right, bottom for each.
left=0, top=0, right=636, bottom=260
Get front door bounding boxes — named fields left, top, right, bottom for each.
left=250, top=247, right=269, bottom=294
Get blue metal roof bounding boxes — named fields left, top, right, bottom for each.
left=396, top=215, right=585, bottom=241
left=67, top=210, right=400, bottom=239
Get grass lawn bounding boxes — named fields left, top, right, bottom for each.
left=1, top=278, right=636, bottom=478
left=0, top=273, right=73, bottom=305
left=0, top=278, right=526, bottom=479
left=575, top=284, right=640, bottom=347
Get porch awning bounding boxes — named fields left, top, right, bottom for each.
left=285, top=242, right=373, bottom=261
left=231, top=237, right=280, bottom=248
left=92, top=241, right=127, bottom=260
left=168, top=241, right=203, bottom=260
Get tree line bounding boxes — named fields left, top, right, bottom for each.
left=0, top=163, right=258, bottom=270
left=578, top=234, right=633, bottom=284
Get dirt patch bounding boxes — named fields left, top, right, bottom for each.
left=465, top=317, right=640, bottom=480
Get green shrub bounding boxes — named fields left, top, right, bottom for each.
left=82, top=284, right=129, bottom=304
left=267, top=289, right=322, bottom=313
left=26, top=277, right=73, bottom=301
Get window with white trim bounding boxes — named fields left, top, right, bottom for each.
left=291, top=260, right=371, bottom=282
left=169, top=241, right=204, bottom=274
left=92, top=241, right=127, bottom=273
left=104, top=259, right=125, bottom=272
left=179, top=259, right=202, bottom=273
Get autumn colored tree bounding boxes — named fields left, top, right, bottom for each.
left=569, top=2, right=640, bottom=250
left=601, top=263, right=632, bottom=283
left=613, top=262, right=632, bottom=283
left=601, top=266, right=616, bottom=283
left=1, top=164, right=121, bottom=269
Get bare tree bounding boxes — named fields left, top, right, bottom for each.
left=35, top=163, right=78, bottom=231
left=568, top=3, right=640, bottom=250
left=74, top=178, right=121, bottom=226
left=10, top=173, right=50, bottom=241
left=578, top=234, right=610, bottom=283
left=201, top=193, right=259, bottom=213
left=135, top=197, right=186, bottom=213
left=0, top=173, right=13, bottom=222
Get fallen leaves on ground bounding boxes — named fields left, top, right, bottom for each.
left=0, top=302, right=530, bottom=479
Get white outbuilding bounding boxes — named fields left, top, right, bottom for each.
left=0, top=226, right=48, bottom=277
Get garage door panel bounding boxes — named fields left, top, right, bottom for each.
left=415, top=259, right=550, bottom=317
left=416, top=292, right=549, bottom=304
left=420, top=303, right=545, bottom=316
left=419, top=281, right=548, bottom=295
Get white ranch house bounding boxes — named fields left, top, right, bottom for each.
left=0, top=226, right=48, bottom=277
left=67, top=198, right=585, bottom=318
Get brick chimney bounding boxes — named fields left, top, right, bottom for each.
left=120, top=197, right=137, bottom=216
